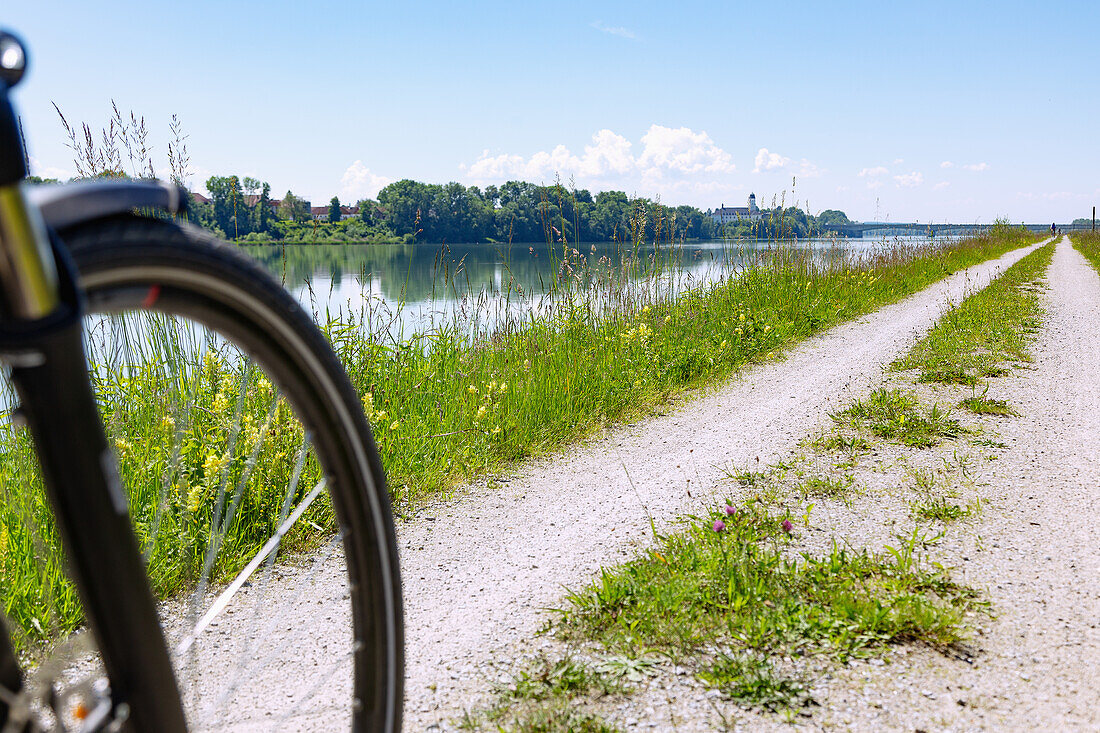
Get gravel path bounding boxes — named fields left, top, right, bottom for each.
left=395, top=242, right=1044, bottom=729
left=801, top=237, right=1100, bottom=731
left=166, top=243, right=1043, bottom=730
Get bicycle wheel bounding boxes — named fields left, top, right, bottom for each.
left=0, top=214, right=402, bottom=730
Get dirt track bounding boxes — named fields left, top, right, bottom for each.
left=394, top=242, right=1045, bottom=729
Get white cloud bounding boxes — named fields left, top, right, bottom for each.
left=339, top=160, right=393, bottom=201
left=27, top=155, right=73, bottom=181
left=461, top=125, right=736, bottom=200
left=940, top=161, right=954, bottom=168
left=1016, top=191, right=1082, bottom=201
left=893, top=171, right=924, bottom=188
left=591, top=20, right=637, bottom=39
left=866, top=180, right=883, bottom=190
left=893, top=158, right=904, bottom=165
left=796, top=160, right=823, bottom=178
left=638, top=125, right=735, bottom=174
left=934, top=181, right=950, bottom=190
left=858, top=166, right=889, bottom=177
left=753, top=147, right=791, bottom=173
left=962, top=162, right=989, bottom=172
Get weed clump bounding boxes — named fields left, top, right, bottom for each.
left=835, top=389, right=963, bottom=448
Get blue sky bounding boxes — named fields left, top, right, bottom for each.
left=6, top=1, right=1098, bottom=222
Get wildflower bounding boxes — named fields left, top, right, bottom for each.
left=739, top=312, right=746, bottom=322
left=523, top=359, right=531, bottom=371
left=781, top=519, right=793, bottom=534
left=491, top=426, right=502, bottom=435
left=725, top=504, right=736, bottom=516
left=719, top=340, right=728, bottom=350
left=664, top=315, right=671, bottom=324
left=467, top=385, right=478, bottom=395
left=476, top=405, right=488, bottom=420
left=375, top=410, right=388, bottom=421
left=389, top=421, right=399, bottom=431
left=499, top=382, right=508, bottom=394
left=642, top=305, right=651, bottom=315
left=713, top=519, right=726, bottom=533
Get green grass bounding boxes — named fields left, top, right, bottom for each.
left=835, top=389, right=963, bottom=448
left=553, top=504, right=984, bottom=710
left=462, top=656, right=624, bottom=732
left=893, top=243, right=1054, bottom=385
left=697, top=652, right=813, bottom=712
left=960, top=392, right=1016, bottom=416
left=1070, top=231, right=1100, bottom=271
left=798, top=475, right=852, bottom=498
left=0, top=226, right=1036, bottom=649
left=909, top=495, right=974, bottom=523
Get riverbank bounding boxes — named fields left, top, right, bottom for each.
left=0, top=228, right=1037, bottom=649
left=455, top=242, right=1056, bottom=730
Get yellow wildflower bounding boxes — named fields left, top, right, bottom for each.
left=389, top=420, right=400, bottom=431
left=476, top=405, right=488, bottom=420
left=467, top=385, right=478, bottom=395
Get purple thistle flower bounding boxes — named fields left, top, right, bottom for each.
left=713, top=519, right=726, bottom=533
left=725, top=504, right=736, bottom=516
left=781, top=519, right=793, bottom=534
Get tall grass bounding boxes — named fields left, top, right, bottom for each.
left=1070, top=230, right=1100, bottom=270
left=0, top=225, right=1037, bottom=649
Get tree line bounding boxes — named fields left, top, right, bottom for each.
left=187, top=176, right=853, bottom=245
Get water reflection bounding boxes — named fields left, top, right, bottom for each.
left=243, top=238, right=900, bottom=339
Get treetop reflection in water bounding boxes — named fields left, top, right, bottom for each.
left=242, top=238, right=944, bottom=342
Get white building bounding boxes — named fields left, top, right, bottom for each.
left=709, top=193, right=763, bottom=224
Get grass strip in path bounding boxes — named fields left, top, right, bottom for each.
left=892, top=242, right=1055, bottom=388
left=465, top=239, right=1056, bottom=729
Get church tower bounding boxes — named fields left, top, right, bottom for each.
left=748, top=193, right=758, bottom=213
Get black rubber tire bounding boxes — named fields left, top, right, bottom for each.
left=58, top=214, right=403, bottom=732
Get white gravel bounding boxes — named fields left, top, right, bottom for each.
left=395, top=241, right=1044, bottom=729
left=167, top=241, right=1047, bottom=730
left=799, top=237, right=1100, bottom=731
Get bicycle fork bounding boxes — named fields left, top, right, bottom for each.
left=0, top=171, right=186, bottom=733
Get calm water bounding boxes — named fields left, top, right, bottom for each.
left=242, top=238, right=935, bottom=339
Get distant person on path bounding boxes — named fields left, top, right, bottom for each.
left=1051, top=222, right=1057, bottom=236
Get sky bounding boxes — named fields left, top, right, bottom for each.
left=5, top=0, right=1099, bottom=223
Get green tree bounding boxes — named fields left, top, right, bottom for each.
left=256, top=182, right=272, bottom=232
left=328, top=196, right=342, bottom=224
left=280, top=190, right=310, bottom=223
left=205, top=175, right=249, bottom=239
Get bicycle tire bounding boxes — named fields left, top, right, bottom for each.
left=49, top=214, right=402, bottom=731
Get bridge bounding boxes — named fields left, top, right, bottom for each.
left=828, top=222, right=1089, bottom=238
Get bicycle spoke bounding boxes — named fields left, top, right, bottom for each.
left=177, top=476, right=327, bottom=657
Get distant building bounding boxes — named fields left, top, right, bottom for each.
left=243, top=194, right=281, bottom=211
left=311, top=205, right=360, bottom=221
left=189, top=191, right=211, bottom=205
left=708, top=193, right=762, bottom=224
